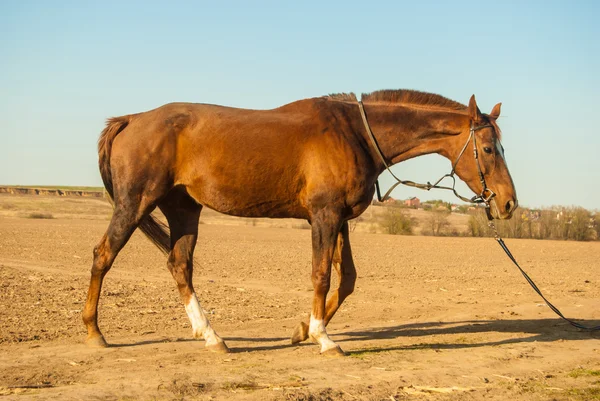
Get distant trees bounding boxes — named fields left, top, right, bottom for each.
left=380, top=207, right=416, bottom=235
left=422, top=199, right=452, bottom=211
left=378, top=203, right=598, bottom=241
left=467, top=206, right=598, bottom=241
left=422, top=209, right=451, bottom=236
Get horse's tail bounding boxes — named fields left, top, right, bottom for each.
left=98, top=117, right=171, bottom=255
left=98, top=116, right=128, bottom=201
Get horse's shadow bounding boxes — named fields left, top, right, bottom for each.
left=108, top=318, right=599, bottom=354
left=109, top=335, right=293, bottom=352
left=333, top=318, right=600, bottom=355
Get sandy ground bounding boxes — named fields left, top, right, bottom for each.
left=0, top=196, right=599, bottom=400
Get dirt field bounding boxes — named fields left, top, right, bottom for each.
left=0, top=195, right=599, bottom=400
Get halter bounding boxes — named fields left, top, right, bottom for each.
left=357, top=101, right=496, bottom=206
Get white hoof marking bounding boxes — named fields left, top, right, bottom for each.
left=185, top=293, right=222, bottom=347
left=309, top=314, right=338, bottom=353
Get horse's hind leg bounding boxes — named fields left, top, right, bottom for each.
left=83, top=204, right=147, bottom=347
left=324, top=221, right=356, bottom=325
left=159, top=191, right=228, bottom=353
left=291, top=221, right=356, bottom=345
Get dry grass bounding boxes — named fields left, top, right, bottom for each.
left=6, top=185, right=104, bottom=192
left=569, top=368, right=600, bottom=378
left=25, top=212, right=54, bottom=219
left=0, top=194, right=112, bottom=221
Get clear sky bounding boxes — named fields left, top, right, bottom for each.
left=1, top=1, right=598, bottom=210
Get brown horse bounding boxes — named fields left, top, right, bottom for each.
left=83, top=89, right=517, bottom=356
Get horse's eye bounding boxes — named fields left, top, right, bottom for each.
left=483, top=147, right=493, bottom=154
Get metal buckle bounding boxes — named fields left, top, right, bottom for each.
left=481, top=188, right=496, bottom=203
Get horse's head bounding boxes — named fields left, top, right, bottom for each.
left=453, top=95, right=517, bottom=219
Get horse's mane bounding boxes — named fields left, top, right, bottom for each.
left=362, top=89, right=467, bottom=110
left=327, top=92, right=358, bottom=102
left=327, top=89, right=501, bottom=138
left=327, top=89, right=466, bottom=111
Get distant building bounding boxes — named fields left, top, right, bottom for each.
left=404, top=197, right=420, bottom=208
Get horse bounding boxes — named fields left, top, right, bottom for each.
left=83, top=89, right=517, bottom=356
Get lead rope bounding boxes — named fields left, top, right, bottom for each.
left=487, top=220, right=600, bottom=330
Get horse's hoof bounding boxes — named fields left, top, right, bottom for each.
left=85, top=334, right=108, bottom=348
left=291, top=322, right=309, bottom=344
left=206, top=341, right=230, bottom=353
left=321, top=345, right=345, bottom=357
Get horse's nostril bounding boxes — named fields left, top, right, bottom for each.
left=505, top=200, right=515, bottom=213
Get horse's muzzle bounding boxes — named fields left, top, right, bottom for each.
left=488, top=197, right=517, bottom=220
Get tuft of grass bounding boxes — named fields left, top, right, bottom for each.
left=566, top=387, right=600, bottom=400
left=453, top=335, right=476, bottom=344
left=348, top=347, right=398, bottom=358
left=26, top=212, right=54, bottom=219
left=569, top=368, right=600, bottom=378
left=163, top=379, right=212, bottom=397
left=221, top=381, right=268, bottom=391
left=347, top=350, right=372, bottom=359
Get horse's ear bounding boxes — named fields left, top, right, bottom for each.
left=468, top=95, right=482, bottom=122
left=490, top=102, right=502, bottom=119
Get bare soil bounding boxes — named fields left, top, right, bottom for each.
left=0, top=195, right=599, bottom=400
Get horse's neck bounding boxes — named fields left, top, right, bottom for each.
left=363, top=103, right=468, bottom=169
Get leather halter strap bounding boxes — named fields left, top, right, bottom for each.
left=357, top=100, right=495, bottom=204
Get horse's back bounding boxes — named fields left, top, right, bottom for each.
left=109, top=100, right=330, bottom=218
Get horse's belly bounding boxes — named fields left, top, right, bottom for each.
left=185, top=179, right=308, bottom=220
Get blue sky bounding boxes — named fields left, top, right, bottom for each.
left=1, top=1, right=599, bottom=209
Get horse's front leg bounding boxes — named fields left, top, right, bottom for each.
left=304, top=210, right=345, bottom=356
left=291, top=221, right=356, bottom=346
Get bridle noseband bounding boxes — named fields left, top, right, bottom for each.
left=357, top=100, right=497, bottom=207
